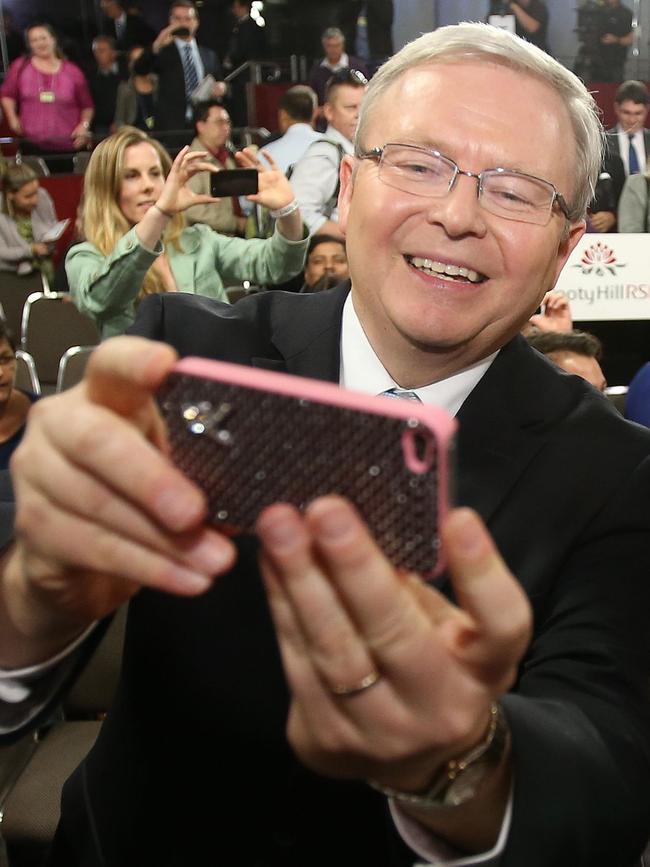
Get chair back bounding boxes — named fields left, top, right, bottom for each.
left=12, top=155, right=49, bottom=177
left=14, top=350, right=41, bottom=395
left=0, top=272, right=44, bottom=340
left=21, top=293, right=100, bottom=387
left=56, top=345, right=94, bottom=392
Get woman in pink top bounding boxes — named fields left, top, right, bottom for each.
left=0, top=23, right=94, bottom=157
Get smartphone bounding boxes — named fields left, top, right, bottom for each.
left=210, top=169, right=258, bottom=198
left=157, top=357, right=456, bottom=579
left=171, top=26, right=191, bottom=37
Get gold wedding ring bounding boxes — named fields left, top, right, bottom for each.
left=329, top=670, right=381, bottom=697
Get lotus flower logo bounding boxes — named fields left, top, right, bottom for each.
left=574, top=241, right=625, bottom=276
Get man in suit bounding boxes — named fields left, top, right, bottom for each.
left=606, top=80, right=650, bottom=177
left=2, top=22, right=650, bottom=867
left=339, top=0, right=394, bottom=68
left=146, top=0, right=226, bottom=144
left=223, top=0, right=266, bottom=126
left=99, top=0, right=154, bottom=51
left=87, top=36, right=128, bottom=140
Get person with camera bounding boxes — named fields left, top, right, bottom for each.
left=593, top=0, right=634, bottom=83
left=488, top=0, right=548, bottom=52
left=65, top=126, right=307, bottom=337
left=142, top=0, right=226, bottom=140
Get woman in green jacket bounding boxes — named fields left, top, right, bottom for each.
left=66, top=126, right=308, bottom=338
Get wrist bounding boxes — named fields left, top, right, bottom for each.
left=153, top=202, right=174, bottom=219
left=270, top=199, right=299, bottom=219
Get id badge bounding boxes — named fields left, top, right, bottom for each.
left=40, top=91, right=55, bottom=103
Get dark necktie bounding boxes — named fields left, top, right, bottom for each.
left=182, top=43, right=199, bottom=99
left=628, top=133, right=640, bottom=175
left=380, top=387, right=422, bottom=403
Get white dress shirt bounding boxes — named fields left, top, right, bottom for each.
left=262, top=123, right=322, bottom=175
left=290, top=124, right=354, bottom=234
left=616, top=125, right=647, bottom=176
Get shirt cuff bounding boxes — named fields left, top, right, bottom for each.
left=389, top=786, right=513, bottom=866
left=0, top=624, right=97, bottom=703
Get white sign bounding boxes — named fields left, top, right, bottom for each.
left=554, top=233, right=650, bottom=321
left=487, top=14, right=516, bottom=34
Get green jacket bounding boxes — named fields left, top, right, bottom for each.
left=66, top=223, right=309, bottom=338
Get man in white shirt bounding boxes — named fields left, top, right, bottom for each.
left=606, top=79, right=650, bottom=176
left=262, top=85, right=320, bottom=175
left=290, top=69, right=366, bottom=239
left=2, top=21, right=650, bottom=867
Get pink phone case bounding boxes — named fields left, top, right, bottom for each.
left=157, top=357, right=457, bottom=579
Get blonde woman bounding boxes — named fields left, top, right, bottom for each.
left=0, top=162, right=59, bottom=280
left=65, top=126, right=307, bottom=338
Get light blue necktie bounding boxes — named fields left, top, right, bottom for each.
left=182, top=43, right=199, bottom=99
left=380, top=387, right=422, bottom=403
left=628, top=134, right=640, bottom=175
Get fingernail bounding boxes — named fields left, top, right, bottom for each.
left=171, top=566, right=212, bottom=594
left=314, top=504, right=354, bottom=542
left=155, top=488, right=204, bottom=531
left=187, top=536, right=232, bottom=574
left=257, top=506, right=299, bottom=548
left=449, top=510, right=484, bottom=558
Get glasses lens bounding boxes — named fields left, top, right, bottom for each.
left=481, top=171, right=554, bottom=224
left=378, top=144, right=453, bottom=197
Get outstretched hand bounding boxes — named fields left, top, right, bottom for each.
left=1, top=337, right=236, bottom=669
left=257, top=497, right=531, bottom=794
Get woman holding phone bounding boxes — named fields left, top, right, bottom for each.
left=66, top=126, right=307, bottom=338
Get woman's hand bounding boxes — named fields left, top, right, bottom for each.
left=236, top=147, right=296, bottom=212
left=71, top=123, right=91, bottom=150
left=8, top=116, right=24, bottom=137
left=31, top=242, right=51, bottom=258
left=154, top=146, right=221, bottom=216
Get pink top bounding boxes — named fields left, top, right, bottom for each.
left=0, top=58, right=93, bottom=151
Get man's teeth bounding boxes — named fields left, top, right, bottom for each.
left=408, top=255, right=484, bottom=283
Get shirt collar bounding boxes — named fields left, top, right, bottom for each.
left=321, top=52, right=350, bottom=71
left=339, top=292, right=497, bottom=416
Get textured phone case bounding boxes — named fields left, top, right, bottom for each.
left=158, top=358, right=457, bottom=578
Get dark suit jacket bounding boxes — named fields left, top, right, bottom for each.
left=100, top=13, right=154, bottom=51
left=144, top=41, right=221, bottom=132
left=339, top=0, right=394, bottom=60
left=605, top=126, right=650, bottom=172
left=43, top=286, right=650, bottom=866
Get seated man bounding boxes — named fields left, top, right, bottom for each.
left=526, top=329, right=607, bottom=392
left=184, top=99, right=246, bottom=236
left=1, top=22, right=650, bottom=867
left=300, top=232, right=349, bottom=292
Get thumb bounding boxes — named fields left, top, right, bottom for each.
left=441, top=508, right=531, bottom=689
left=83, top=336, right=177, bottom=445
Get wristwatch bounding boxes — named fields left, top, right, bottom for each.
left=368, top=702, right=509, bottom=809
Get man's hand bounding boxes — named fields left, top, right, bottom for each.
left=152, top=24, right=176, bottom=54
left=528, top=290, right=573, bottom=333
left=590, top=210, right=616, bottom=233
left=256, top=496, right=531, bottom=843
left=0, top=337, right=236, bottom=669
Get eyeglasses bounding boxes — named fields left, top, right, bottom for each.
left=327, top=68, right=369, bottom=87
left=0, top=354, right=16, bottom=368
left=356, top=142, right=571, bottom=226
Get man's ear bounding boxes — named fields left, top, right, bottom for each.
left=323, top=101, right=334, bottom=126
left=337, top=154, right=355, bottom=235
left=551, top=219, right=586, bottom=289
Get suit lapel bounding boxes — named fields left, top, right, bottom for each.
left=455, top=336, right=575, bottom=525
left=251, top=282, right=349, bottom=382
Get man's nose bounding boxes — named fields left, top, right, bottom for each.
left=424, top=173, right=488, bottom=238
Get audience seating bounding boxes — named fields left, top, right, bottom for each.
left=10, top=156, right=49, bottom=177
left=38, top=174, right=84, bottom=265
left=604, top=385, right=628, bottom=415
left=14, top=350, right=41, bottom=396
left=21, top=293, right=100, bottom=391
left=72, top=152, right=91, bottom=175
left=0, top=272, right=46, bottom=342
left=0, top=607, right=127, bottom=865
left=56, top=345, right=95, bottom=393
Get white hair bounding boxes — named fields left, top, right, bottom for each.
left=356, top=22, right=604, bottom=221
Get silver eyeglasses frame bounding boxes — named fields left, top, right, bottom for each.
left=356, top=143, right=571, bottom=225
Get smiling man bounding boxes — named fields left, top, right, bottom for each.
left=2, top=22, right=650, bottom=867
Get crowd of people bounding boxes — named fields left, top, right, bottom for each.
left=0, top=6, right=650, bottom=867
